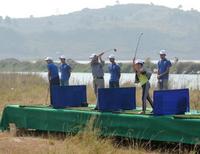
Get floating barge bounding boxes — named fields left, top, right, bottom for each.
left=1, top=104, right=200, bottom=145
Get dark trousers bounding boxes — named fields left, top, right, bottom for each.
left=142, top=82, right=153, bottom=112
left=50, top=76, right=60, bottom=105
left=109, top=81, right=120, bottom=88
left=158, top=79, right=169, bottom=90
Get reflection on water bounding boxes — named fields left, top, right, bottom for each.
left=37, top=72, right=200, bottom=90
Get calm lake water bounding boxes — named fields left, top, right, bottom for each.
left=36, top=72, right=200, bottom=90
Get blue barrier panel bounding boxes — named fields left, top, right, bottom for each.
left=51, top=85, right=87, bottom=109
left=153, top=89, right=190, bottom=115
left=98, top=87, right=136, bottom=111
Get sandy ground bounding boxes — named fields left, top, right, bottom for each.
left=0, top=132, right=66, bottom=154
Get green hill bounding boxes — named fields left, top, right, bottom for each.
left=0, top=4, right=200, bottom=60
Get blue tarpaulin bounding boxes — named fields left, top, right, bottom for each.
left=98, top=87, right=136, bottom=111
left=153, top=89, right=190, bottom=115
left=51, top=85, right=87, bottom=108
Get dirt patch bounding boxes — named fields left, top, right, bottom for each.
left=0, top=132, right=65, bottom=154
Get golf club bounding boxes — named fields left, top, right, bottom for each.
left=98, top=48, right=117, bottom=57
left=134, top=33, right=143, bottom=59
left=104, top=48, right=117, bottom=54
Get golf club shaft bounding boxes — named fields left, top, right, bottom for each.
left=98, top=49, right=116, bottom=57
left=104, top=49, right=114, bottom=54
left=134, top=33, right=143, bottom=59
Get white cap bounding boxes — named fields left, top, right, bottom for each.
left=89, top=53, right=97, bottom=59
left=59, top=55, right=66, bottom=59
left=159, top=50, right=166, bottom=55
left=108, top=54, right=115, bottom=59
left=135, top=59, right=144, bottom=65
left=44, top=57, right=53, bottom=61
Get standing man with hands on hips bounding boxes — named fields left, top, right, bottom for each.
left=157, top=50, right=172, bottom=90
left=108, top=54, right=121, bottom=88
left=45, top=57, right=60, bottom=105
left=59, top=55, right=71, bottom=86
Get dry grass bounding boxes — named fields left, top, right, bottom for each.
left=87, top=84, right=96, bottom=104
left=0, top=73, right=199, bottom=111
left=0, top=73, right=48, bottom=112
left=0, top=73, right=199, bottom=154
left=0, top=130, right=153, bottom=154
left=190, top=89, right=200, bottom=110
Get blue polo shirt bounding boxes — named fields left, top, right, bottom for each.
left=108, top=63, right=121, bottom=82
left=60, top=63, right=71, bottom=81
left=47, top=63, right=59, bottom=80
left=158, top=59, right=172, bottom=79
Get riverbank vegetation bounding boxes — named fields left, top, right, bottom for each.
left=0, top=58, right=200, bottom=74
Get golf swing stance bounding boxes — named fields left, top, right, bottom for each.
left=132, top=33, right=153, bottom=114
left=133, top=59, right=153, bottom=114
left=90, top=52, right=105, bottom=109
left=90, top=48, right=117, bottom=109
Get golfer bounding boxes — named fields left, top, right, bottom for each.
left=157, top=50, right=172, bottom=90
left=108, top=54, right=121, bottom=88
left=133, top=59, right=153, bottom=114
left=59, top=55, right=71, bottom=86
left=45, top=57, right=60, bottom=105
left=90, top=53, right=105, bottom=96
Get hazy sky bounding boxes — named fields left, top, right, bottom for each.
left=0, top=0, right=200, bottom=18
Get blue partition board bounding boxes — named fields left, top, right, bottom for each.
left=153, top=89, right=190, bottom=115
left=98, top=87, right=136, bottom=111
left=51, top=85, right=87, bottom=109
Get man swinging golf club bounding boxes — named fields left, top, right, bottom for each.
left=89, top=49, right=117, bottom=107
left=90, top=52, right=105, bottom=109
left=90, top=52, right=105, bottom=95
left=157, top=50, right=172, bottom=90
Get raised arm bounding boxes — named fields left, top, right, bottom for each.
left=98, top=52, right=105, bottom=65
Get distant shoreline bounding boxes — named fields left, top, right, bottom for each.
left=0, top=58, right=200, bottom=74
left=75, top=60, right=200, bottom=64
left=29, top=60, right=200, bottom=64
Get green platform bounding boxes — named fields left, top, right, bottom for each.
left=1, top=105, right=200, bottom=145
